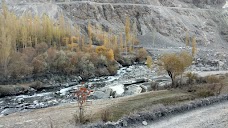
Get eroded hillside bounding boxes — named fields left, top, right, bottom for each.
left=3, top=0, right=228, bottom=49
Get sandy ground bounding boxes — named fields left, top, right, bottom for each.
left=0, top=97, right=120, bottom=128
left=143, top=101, right=228, bottom=128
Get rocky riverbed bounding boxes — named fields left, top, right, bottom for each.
left=0, top=64, right=169, bottom=117
left=1, top=46, right=228, bottom=117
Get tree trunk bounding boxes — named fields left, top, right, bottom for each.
left=167, top=70, right=175, bottom=88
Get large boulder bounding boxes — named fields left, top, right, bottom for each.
left=109, top=84, right=125, bottom=97
left=89, top=91, right=107, bottom=99
left=125, top=85, right=142, bottom=95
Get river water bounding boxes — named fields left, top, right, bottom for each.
left=0, top=65, right=168, bottom=116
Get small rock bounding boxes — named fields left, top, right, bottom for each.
left=33, top=100, right=39, bottom=105
left=55, top=91, right=60, bottom=95
left=39, top=102, right=45, bottom=108
left=17, top=98, right=24, bottom=104
left=126, top=68, right=132, bottom=72
left=142, top=121, right=148, bottom=126
left=61, top=83, right=69, bottom=87
left=0, top=124, right=4, bottom=128
left=78, top=76, right=82, bottom=81
left=122, top=120, right=128, bottom=127
left=111, top=91, right=117, bottom=98
left=140, top=85, right=147, bottom=92
left=47, top=100, right=58, bottom=105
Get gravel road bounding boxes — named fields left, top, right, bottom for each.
left=143, top=101, right=228, bottom=128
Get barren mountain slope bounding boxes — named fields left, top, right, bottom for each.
left=3, top=0, right=228, bottom=50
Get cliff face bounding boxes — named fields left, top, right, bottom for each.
left=4, top=0, right=228, bottom=48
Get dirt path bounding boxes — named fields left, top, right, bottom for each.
left=143, top=101, right=228, bottom=128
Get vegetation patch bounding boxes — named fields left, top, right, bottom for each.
left=0, top=4, right=146, bottom=84
left=93, top=90, right=195, bottom=121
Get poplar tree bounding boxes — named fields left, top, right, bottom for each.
left=192, top=36, right=197, bottom=57
left=88, top=21, right=92, bottom=47
left=146, top=56, right=153, bottom=69
left=185, top=31, right=189, bottom=47
left=125, top=16, right=130, bottom=54
left=119, top=33, right=124, bottom=52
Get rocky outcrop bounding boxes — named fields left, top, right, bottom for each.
left=4, top=0, right=228, bottom=49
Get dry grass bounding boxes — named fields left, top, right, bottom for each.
left=95, top=90, right=195, bottom=121
left=1, top=84, right=228, bottom=127
left=220, top=77, right=228, bottom=94
left=101, top=109, right=113, bottom=122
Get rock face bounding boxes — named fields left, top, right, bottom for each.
left=4, top=0, right=228, bottom=49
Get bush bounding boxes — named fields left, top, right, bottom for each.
left=106, top=49, right=115, bottom=61
left=186, top=72, right=198, bottom=84
left=29, top=81, right=44, bottom=90
left=35, top=42, right=48, bottom=54
left=106, top=61, right=118, bottom=75
left=195, top=83, right=224, bottom=97
left=196, top=89, right=214, bottom=98
left=136, top=48, right=148, bottom=62
left=0, top=85, right=28, bottom=97
left=107, top=65, right=118, bottom=75
left=96, top=46, right=115, bottom=61
left=52, top=50, right=68, bottom=72
left=101, top=109, right=112, bottom=122
left=22, top=47, right=36, bottom=62
left=77, top=54, right=96, bottom=79
left=92, top=55, right=108, bottom=68
left=8, top=52, right=33, bottom=78
left=206, top=75, right=220, bottom=84
left=32, top=54, right=48, bottom=74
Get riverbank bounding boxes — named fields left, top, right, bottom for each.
left=0, top=90, right=196, bottom=128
